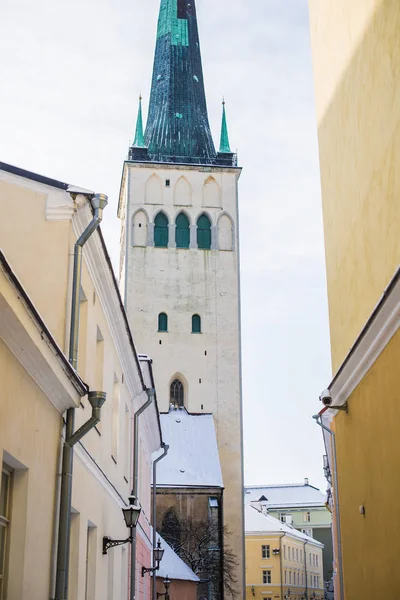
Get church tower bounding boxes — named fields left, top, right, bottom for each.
left=118, top=0, right=244, bottom=595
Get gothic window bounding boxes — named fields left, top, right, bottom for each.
left=192, top=314, right=201, bottom=334
left=158, top=313, right=168, bottom=332
left=197, top=214, right=211, bottom=250
left=175, top=213, right=190, bottom=248
left=154, top=213, right=169, bottom=247
left=170, top=379, right=184, bottom=407
left=161, top=509, right=181, bottom=553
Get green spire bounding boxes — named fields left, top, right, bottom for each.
left=133, top=95, right=146, bottom=148
left=219, top=99, right=232, bottom=154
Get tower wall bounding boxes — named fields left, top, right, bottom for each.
left=120, top=161, right=245, bottom=597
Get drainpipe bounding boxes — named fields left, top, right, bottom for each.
left=131, top=388, right=156, bottom=600
left=313, top=414, right=344, bottom=600
left=55, top=194, right=108, bottom=600
left=303, top=540, right=308, bottom=599
left=278, top=533, right=286, bottom=600
left=152, top=443, right=169, bottom=600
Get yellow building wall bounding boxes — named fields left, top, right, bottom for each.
left=334, top=330, right=400, bottom=598
left=0, top=180, right=71, bottom=348
left=308, top=0, right=400, bottom=372
left=0, top=338, right=61, bottom=600
left=245, top=534, right=324, bottom=600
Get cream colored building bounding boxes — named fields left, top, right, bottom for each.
left=0, top=162, right=162, bottom=600
left=245, top=505, right=324, bottom=600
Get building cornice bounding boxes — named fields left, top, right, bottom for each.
left=325, top=265, right=400, bottom=411
left=0, top=251, right=87, bottom=412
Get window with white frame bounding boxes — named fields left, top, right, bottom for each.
left=285, top=571, right=287, bottom=584
left=296, top=548, right=299, bottom=562
left=284, top=545, right=286, bottom=559
left=304, top=511, right=311, bottom=523
left=289, top=571, right=292, bottom=584
left=300, top=549, right=303, bottom=562
left=262, top=570, right=271, bottom=584
left=0, top=466, right=12, bottom=600
left=261, top=545, right=270, bottom=559
left=316, top=554, right=319, bottom=567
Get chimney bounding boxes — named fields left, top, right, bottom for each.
left=304, top=478, right=309, bottom=486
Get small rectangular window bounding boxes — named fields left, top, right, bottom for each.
left=165, top=179, right=170, bottom=187
left=304, top=511, right=311, bottom=523
left=262, top=570, right=271, bottom=584
left=261, top=545, right=270, bottom=559
left=289, top=571, right=292, bottom=584
left=0, top=466, right=12, bottom=600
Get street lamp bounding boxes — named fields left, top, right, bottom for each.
left=103, top=494, right=141, bottom=555
left=157, top=575, right=171, bottom=600
left=285, top=590, right=291, bottom=599
left=251, top=586, right=255, bottom=597
left=142, top=539, right=165, bottom=576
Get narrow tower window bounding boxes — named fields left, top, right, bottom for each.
left=197, top=214, right=211, bottom=249
left=175, top=213, right=190, bottom=248
left=154, top=213, right=169, bottom=247
left=158, top=313, right=168, bottom=332
left=170, top=379, right=184, bottom=407
left=192, top=314, right=201, bottom=334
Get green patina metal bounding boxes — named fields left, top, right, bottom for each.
left=157, top=0, right=189, bottom=46
left=219, top=101, right=232, bottom=154
left=133, top=96, right=146, bottom=148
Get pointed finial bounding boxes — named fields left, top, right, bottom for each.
left=133, top=95, right=146, bottom=148
left=219, top=97, right=232, bottom=154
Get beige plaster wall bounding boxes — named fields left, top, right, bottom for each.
left=308, top=0, right=400, bottom=371
left=0, top=338, right=61, bottom=600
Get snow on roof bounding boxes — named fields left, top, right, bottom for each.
left=245, top=505, right=323, bottom=548
left=156, top=408, right=223, bottom=488
left=157, top=535, right=200, bottom=582
left=245, top=483, right=326, bottom=508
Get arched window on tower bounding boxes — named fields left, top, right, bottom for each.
left=158, top=313, right=168, bottom=332
left=161, top=509, right=181, bottom=552
left=175, top=213, right=190, bottom=248
left=170, top=379, right=184, bottom=408
left=192, top=314, right=201, bottom=334
left=154, top=213, right=169, bottom=247
left=197, top=214, right=211, bottom=250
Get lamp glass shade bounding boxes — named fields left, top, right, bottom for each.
left=122, top=503, right=141, bottom=528
left=164, top=577, right=171, bottom=591
left=154, top=544, right=164, bottom=563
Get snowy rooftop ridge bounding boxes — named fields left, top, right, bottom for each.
left=155, top=408, right=223, bottom=488
left=245, top=505, right=324, bottom=548
left=157, top=535, right=200, bottom=582
left=245, top=483, right=326, bottom=508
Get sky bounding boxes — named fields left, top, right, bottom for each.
left=0, top=0, right=332, bottom=491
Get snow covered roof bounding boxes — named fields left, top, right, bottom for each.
left=155, top=408, right=223, bottom=488
left=245, top=483, right=326, bottom=508
left=157, top=536, right=200, bottom=582
left=245, top=505, right=323, bottom=548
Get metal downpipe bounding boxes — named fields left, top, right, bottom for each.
left=303, top=540, right=308, bottom=599
left=313, top=415, right=344, bottom=600
left=152, top=443, right=169, bottom=600
left=55, top=194, right=108, bottom=600
left=131, top=389, right=155, bottom=600
left=278, top=533, right=285, bottom=600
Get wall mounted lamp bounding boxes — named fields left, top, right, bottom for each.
left=251, top=586, right=255, bottom=597
left=272, top=548, right=280, bottom=555
left=103, top=494, right=141, bottom=555
left=142, top=539, right=165, bottom=576
left=285, top=589, right=291, bottom=599
left=157, top=575, right=171, bottom=600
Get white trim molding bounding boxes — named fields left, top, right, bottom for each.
left=326, top=266, right=400, bottom=412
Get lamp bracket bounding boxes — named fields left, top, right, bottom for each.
left=142, top=564, right=160, bottom=577
left=103, top=535, right=132, bottom=555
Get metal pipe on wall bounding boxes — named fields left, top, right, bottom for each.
left=131, top=389, right=155, bottom=600
left=313, top=414, right=344, bottom=600
left=55, top=194, right=108, bottom=600
left=152, top=443, right=169, bottom=600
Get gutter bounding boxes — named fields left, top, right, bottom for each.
left=55, top=194, right=109, bottom=600
left=152, top=443, right=169, bottom=600
left=278, top=533, right=286, bottom=599
left=303, top=539, right=308, bottom=599
left=0, top=251, right=88, bottom=398
left=313, top=411, right=344, bottom=600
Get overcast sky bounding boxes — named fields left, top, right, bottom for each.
left=0, top=0, right=332, bottom=491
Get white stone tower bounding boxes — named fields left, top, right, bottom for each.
left=118, top=0, right=244, bottom=595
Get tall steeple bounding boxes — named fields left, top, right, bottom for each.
left=144, top=0, right=216, bottom=165
left=219, top=99, right=232, bottom=154
left=133, top=95, right=146, bottom=148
